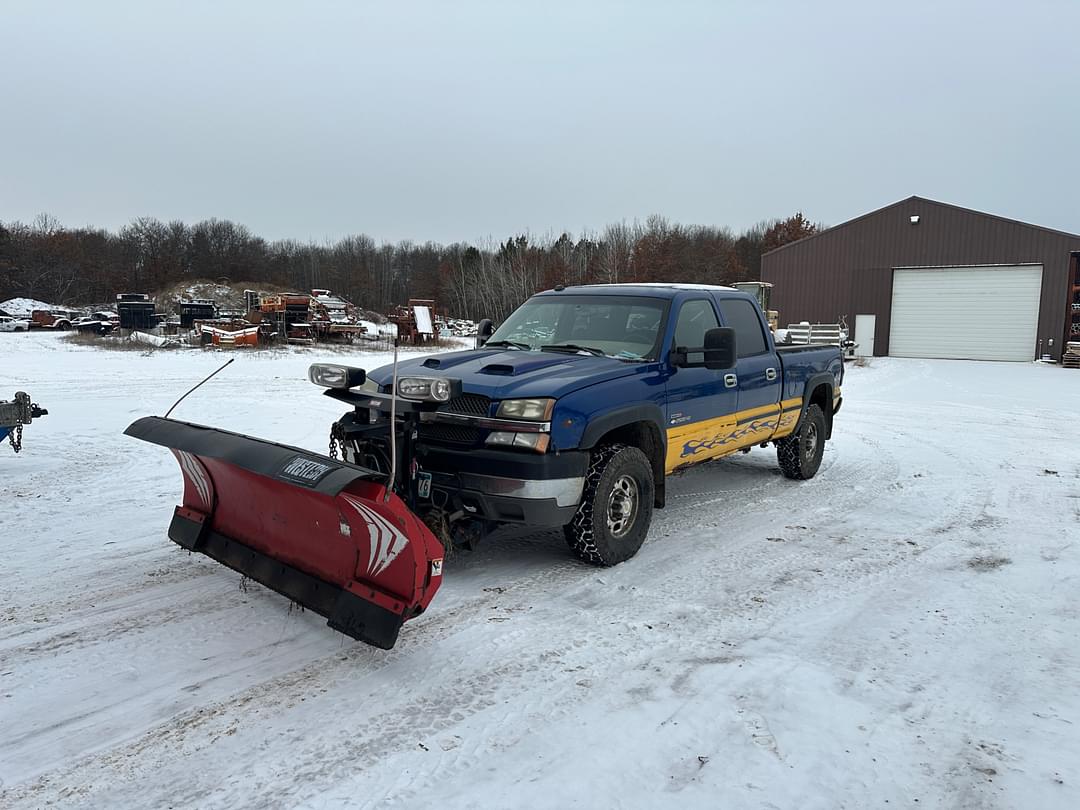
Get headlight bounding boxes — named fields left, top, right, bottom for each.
left=397, top=376, right=456, bottom=402
left=308, top=364, right=366, bottom=389
left=496, top=398, right=555, bottom=421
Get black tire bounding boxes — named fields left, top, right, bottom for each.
left=564, top=443, right=654, bottom=566
left=777, top=403, right=826, bottom=480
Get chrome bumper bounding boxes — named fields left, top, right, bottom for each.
left=456, top=472, right=585, bottom=508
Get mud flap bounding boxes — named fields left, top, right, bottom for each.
left=125, top=416, right=444, bottom=649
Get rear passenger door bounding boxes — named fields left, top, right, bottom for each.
left=716, top=296, right=783, bottom=446
left=664, top=298, right=739, bottom=472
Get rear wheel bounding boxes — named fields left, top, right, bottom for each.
left=565, top=443, right=654, bottom=566
left=776, top=403, right=826, bottom=480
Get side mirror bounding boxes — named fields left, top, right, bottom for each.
left=671, top=327, right=737, bottom=370
left=703, top=327, right=736, bottom=370
left=476, top=318, right=494, bottom=347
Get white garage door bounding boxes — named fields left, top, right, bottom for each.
left=889, top=265, right=1043, bottom=361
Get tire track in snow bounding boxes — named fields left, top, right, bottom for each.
left=0, top=557, right=217, bottom=646
left=0, top=575, right=250, bottom=663
left=0, top=549, right=587, bottom=803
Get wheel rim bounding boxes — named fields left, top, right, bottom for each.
left=606, top=474, right=639, bottom=538
left=804, top=421, right=819, bottom=459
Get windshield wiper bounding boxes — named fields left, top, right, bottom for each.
left=541, top=343, right=607, bottom=357
left=483, top=339, right=531, bottom=350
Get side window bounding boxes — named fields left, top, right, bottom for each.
left=717, top=299, right=768, bottom=357
left=673, top=299, right=719, bottom=363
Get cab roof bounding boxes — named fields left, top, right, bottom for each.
left=535, top=282, right=737, bottom=300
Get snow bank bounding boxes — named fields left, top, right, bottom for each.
left=0, top=296, right=56, bottom=316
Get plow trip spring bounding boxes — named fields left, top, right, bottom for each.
left=125, top=416, right=444, bottom=649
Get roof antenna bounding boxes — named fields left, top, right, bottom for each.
left=164, top=358, right=235, bottom=418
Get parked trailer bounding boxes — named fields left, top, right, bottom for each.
left=784, top=320, right=857, bottom=360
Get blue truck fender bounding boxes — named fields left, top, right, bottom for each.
left=796, top=372, right=838, bottom=439
left=577, top=403, right=667, bottom=508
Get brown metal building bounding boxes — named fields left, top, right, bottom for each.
left=761, top=196, right=1080, bottom=362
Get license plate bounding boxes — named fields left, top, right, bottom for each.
left=417, top=471, right=432, bottom=499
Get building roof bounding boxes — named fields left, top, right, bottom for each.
left=762, top=196, right=1080, bottom=258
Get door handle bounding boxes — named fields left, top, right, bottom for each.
left=724, top=374, right=738, bottom=388
left=765, top=368, right=777, bottom=381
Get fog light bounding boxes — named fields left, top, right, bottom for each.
left=485, top=431, right=549, bottom=452
left=397, top=376, right=457, bottom=402
left=308, top=363, right=366, bottom=389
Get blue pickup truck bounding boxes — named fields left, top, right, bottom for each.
left=315, top=283, right=843, bottom=566
left=125, top=284, right=843, bottom=646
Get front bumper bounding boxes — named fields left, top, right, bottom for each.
left=418, top=446, right=588, bottom=527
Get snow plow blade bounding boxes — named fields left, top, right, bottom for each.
left=125, top=416, right=444, bottom=649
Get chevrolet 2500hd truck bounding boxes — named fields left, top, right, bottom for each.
left=329, top=283, right=843, bottom=565
left=128, top=283, right=843, bottom=648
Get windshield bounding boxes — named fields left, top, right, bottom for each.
left=486, top=295, right=669, bottom=360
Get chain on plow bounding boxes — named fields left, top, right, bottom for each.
left=8, top=424, right=23, bottom=453
left=328, top=421, right=346, bottom=460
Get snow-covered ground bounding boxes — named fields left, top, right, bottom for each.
left=2, top=332, right=1079, bottom=809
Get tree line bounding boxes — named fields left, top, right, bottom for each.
left=0, top=212, right=818, bottom=321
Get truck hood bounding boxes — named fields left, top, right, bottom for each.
left=367, top=348, right=645, bottom=400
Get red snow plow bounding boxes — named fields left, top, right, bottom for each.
left=125, top=416, right=444, bottom=649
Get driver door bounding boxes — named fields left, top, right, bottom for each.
left=664, top=298, right=739, bottom=472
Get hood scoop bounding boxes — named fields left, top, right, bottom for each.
left=478, top=354, right=575, bottom=376
left=414, top=349, right=502, bottom=370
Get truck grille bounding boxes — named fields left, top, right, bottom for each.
left=440, top=394, right=491, bottom=417
left=418, top=423, right=481, bottom=446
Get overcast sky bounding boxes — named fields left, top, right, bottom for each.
left=2, top=0, right=1078, bottom=243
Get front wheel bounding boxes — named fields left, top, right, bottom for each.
left=776, top=403, right=826, bottom=480
left=564, top=443, right=654, bottom=566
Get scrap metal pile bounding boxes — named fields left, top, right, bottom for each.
left=180, top=289, right=376, bottom=347
left=239, top=289, right=373, bottom=346
left=388, top=299, right=437, bottom=344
